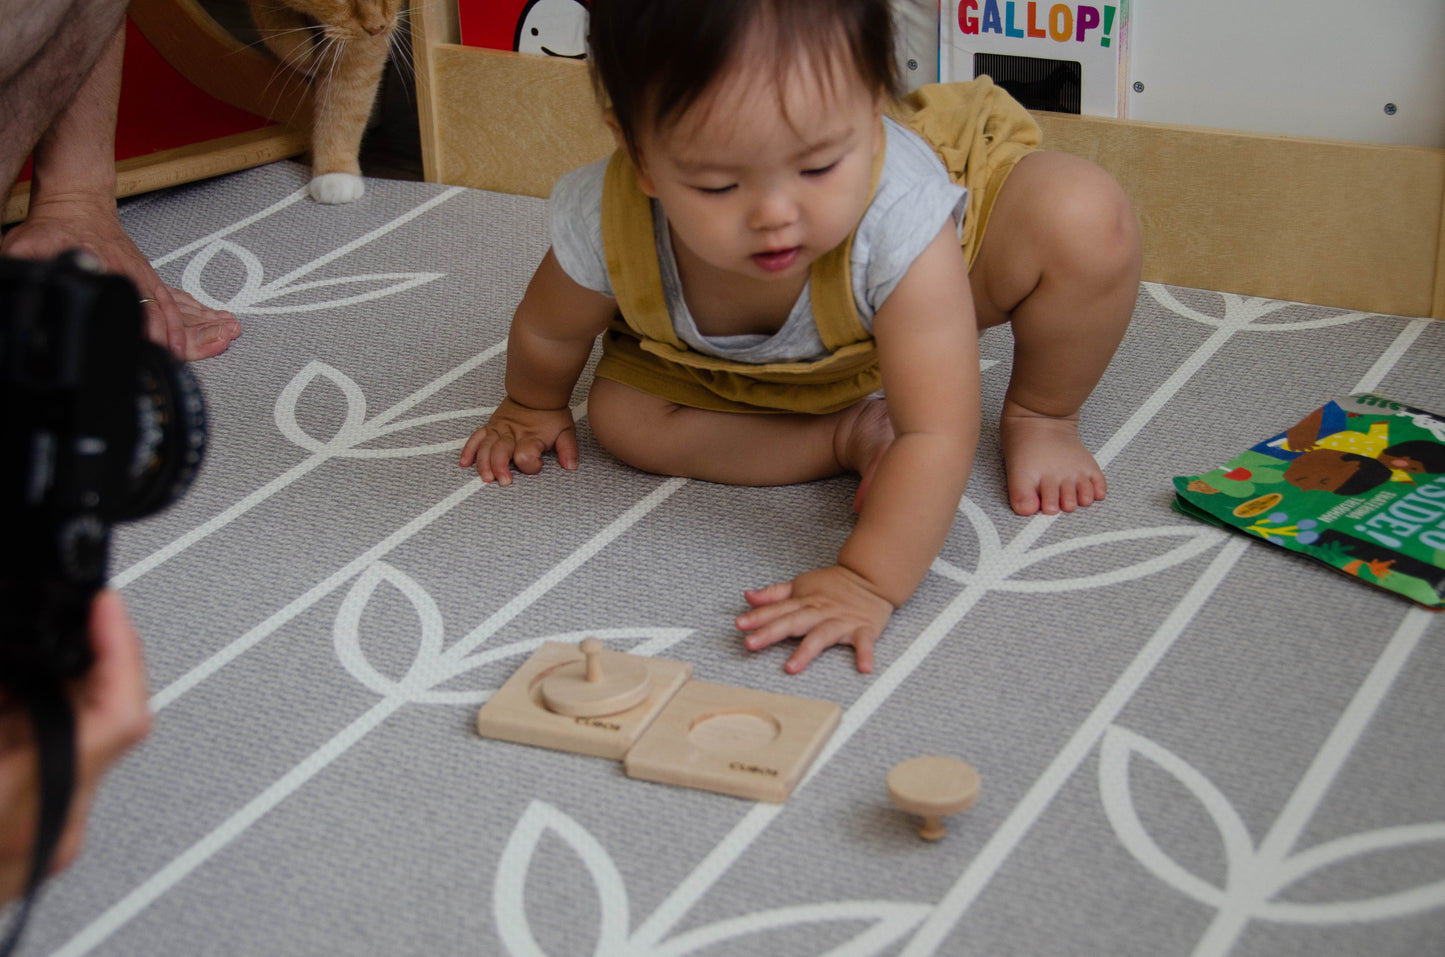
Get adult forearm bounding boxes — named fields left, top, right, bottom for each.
left=0, top=2, right=127, bottom=196
left=27, top=23, right=124, bottom=202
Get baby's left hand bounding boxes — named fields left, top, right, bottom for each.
left=736, top=565, right=895, bottom=675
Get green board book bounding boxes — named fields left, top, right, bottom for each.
left=1172, top=393, right=1445, bottom=610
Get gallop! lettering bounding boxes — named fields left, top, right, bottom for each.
left=958, top=0, right=1119, bottom=47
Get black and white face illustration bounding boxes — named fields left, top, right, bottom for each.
left=514, top=0, right=589, bottom=58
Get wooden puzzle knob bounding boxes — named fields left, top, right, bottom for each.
left=887, top=755, right=979, bottom=840
left=580, top=637, right=605, bottom=681
left=540, top=638, right=652, bottom=718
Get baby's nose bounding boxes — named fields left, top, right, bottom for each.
left=748, top=190, right=798, bottom=232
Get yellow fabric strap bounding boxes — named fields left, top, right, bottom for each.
left=888, top=77, right=1041, bottom=268
left=593, top=138, right=890, bottom=414
left=601, top=154, right=680, bottom=347
left=599, top=138, right=886, bottom=352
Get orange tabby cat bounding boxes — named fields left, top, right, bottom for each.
left=249, top=0, right=404, bottom=203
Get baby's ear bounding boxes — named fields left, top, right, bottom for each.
left=602, top=108, right=628, bottom=152
left=603, top=108, right=658, bottom=197
left=630, top=150, right=659, bottom=197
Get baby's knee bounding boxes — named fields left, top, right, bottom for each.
left=1050, top=163, right=1142, bottom=281
left=586, top=378, right=658, bottom=470
left=584, top=378, right=627, bottom=456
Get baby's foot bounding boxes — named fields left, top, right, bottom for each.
left=835, top=398, right=893, bottom=513
left=999, top=399, right=1106, bottom=516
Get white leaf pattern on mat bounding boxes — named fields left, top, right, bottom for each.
left=1144, top=284, right=1377, bottom=332
left=333, top=561, right=697, bottom=706
left=180, top=237, right=442, bottom=314
left=1253, top=824, right=1445, bottom=923
left=274, top=359, right=493, bottom=458
left=1101, top=725, right=1445, bottom=941
left=494, top=802, right=929, bottom=957
left=933, top=497, right=1226, bottom=592
left=650, top=901, right=932, bottom=957
left=275, top=360, right=370, bottom=451
left=1099, top=725, right=1246, bottom=908
left=495, top=801, right=633, bottom=957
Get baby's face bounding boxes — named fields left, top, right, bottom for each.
left=630, top=38, right=883, bottom=289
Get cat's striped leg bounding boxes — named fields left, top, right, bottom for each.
left=307, top=31, right=392, bottom=204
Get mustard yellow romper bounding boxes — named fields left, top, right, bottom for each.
left=593, top=78, right=1039, bottom=416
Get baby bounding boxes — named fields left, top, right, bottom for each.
left=462, top=0, right=1141, bottom=674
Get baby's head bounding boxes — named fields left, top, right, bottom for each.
left=588, top=0, right=899, bottom=158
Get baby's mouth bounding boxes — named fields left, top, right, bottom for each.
left=752, top=247, right=801, bottom=272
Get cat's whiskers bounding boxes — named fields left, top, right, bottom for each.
left=248, top=0, right=402, bottom=198
left=384, top=17, right=416, bottom=99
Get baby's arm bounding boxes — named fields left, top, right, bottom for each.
left=738, top=225, right=981, bottom=673
left=460, top=249, right=618, bottom=484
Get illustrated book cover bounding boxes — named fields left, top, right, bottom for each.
left=1172, top=393, right=1445, bottom=609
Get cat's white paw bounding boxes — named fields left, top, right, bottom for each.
left=309, top=173, right=365, bottom=204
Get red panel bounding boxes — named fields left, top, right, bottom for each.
left=459, top=0, right=533, bottom=50
left=114, top=19, right=273, bottom=160
left=14, top=19, right=276, bottom=187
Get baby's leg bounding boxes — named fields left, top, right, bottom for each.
left=587, top=377, right=892, bottom=488
left=970, top=150, right=1142, bottom=515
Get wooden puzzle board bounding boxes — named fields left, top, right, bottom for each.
left=475, top=641, right=692, bottom=760
left=623, top=680, right=842, bottom=803
left=475, top=642, right=840, bottom=802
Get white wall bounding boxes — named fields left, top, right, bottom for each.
left=1124, top=0, right=1445, bottom=147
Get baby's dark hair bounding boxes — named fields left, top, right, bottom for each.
left=588, top=0, right=899, bottom=155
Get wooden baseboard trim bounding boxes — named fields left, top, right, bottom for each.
left=5, top=126, right=308, bottom=225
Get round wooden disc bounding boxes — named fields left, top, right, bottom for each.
left=540, top=655, right=652, bottom=718
left=887, top=755, right=980, bottom=819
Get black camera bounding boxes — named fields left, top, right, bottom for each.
left=1, top=252, right=207, bottom=684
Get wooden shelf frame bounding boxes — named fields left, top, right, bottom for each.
left=410, top=0, right=1444, bottom=319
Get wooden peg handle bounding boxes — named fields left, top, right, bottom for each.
left=580, top=637, right=603, bottom=682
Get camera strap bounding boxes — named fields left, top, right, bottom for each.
left=0, top=682, right=76, bottom=957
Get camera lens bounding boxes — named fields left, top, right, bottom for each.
left=116, top=341, right=207, bottom=520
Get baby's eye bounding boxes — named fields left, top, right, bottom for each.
left=802, top=161, right=839, bottom=178
left=694, top=183, right=737, bottom=196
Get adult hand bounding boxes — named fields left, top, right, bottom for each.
left=0, top=591, right=151, bottom=902
left=2, top=194, right=241, bottom=361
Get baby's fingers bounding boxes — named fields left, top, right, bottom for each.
left=511, top=434, right=551, bottom=477
left=554, top=426, right=580, bottom=471
left=459, top=429, right=485, bottom=468
left=484, top=437, right=519, bottom=486
left=786, top=622, right=873, bottom=675
left=800, top=627, right=875, bottom=675
left=738, top=601, right=821, bottom=653
left=741, top=582, right=794, bottom=610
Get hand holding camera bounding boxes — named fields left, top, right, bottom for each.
left=1, top=251, right=206, bottom=952
left=1, top=590, right=151, bottom=901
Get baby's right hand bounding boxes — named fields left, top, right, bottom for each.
left=459, top=397, right=579, bottom=486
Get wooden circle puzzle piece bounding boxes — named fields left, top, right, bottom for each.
left=540, top=638, right=652, bottom=718
left=887, top=755, right=980, bottom=840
